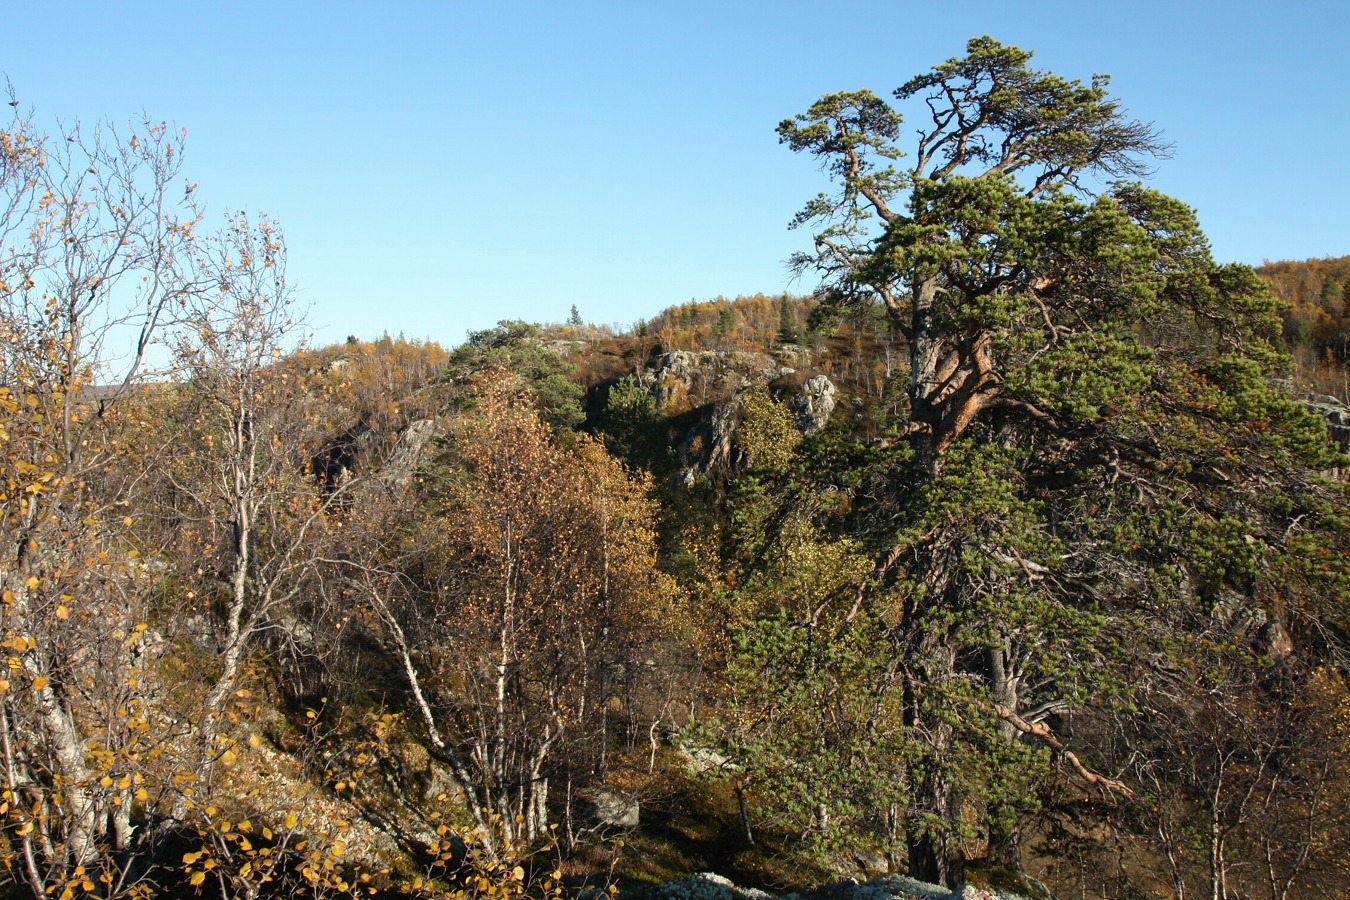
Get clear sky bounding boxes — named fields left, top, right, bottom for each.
left=5, top=1, right=1347, bottom=349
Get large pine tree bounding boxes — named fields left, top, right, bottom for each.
left=777, top=36, right=1350, bottom=887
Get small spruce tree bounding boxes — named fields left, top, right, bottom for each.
left=777, top=294, right=799, bottom=344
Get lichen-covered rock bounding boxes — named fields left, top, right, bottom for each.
left=542, top=339, right=587, bottom=357
left=1211, top=592, right=1295, bottom=662
left=674, top=739, right=739, bottom=776
left=421, top=760, right=461, bottom=802
left=774, top=344, right=812, bottom=369
left=647, top=350, right=790, bottom=411
left=947, top=887, right=998, bottom=900
left=378, top=418, right=441, bottom=488
left=1254, top=619, right=1294, bottom=661
left=789, top=375, right=837, bottom=434
left=702, top=394, right=743, bottom=474
left=849, top=849, right=890, bottom=876
left=583, top=786, right=640, bottom=828
left=652, top=874, right=1027, bottom=900
left=647, top=873, right=774, bottom=900
left=1303, top=391, right=1350, bottom=451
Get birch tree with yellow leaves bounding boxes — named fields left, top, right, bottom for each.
left=0, top=97, right=207, bottom=896
left=360, top=375, right=668, bottom=848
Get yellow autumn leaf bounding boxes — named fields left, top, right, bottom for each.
left=220, top=749, right=237, bottom=767
left=189, top=871, right=205, bottom=886
left=31, top=676, right=47, bottom=691
left=284, top=812, right=298, bottom=830
left=55, top=606, right=69, bottom=620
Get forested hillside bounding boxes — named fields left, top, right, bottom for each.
left=0, top=38, right=1347, bottom=900
left=1262, top=255, right=1350, bottom=401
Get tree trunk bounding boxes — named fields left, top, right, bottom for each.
left=903, top=671, right=965, bottom=887
left=735, top=782, right=755, bottom=846
left=902, top=604, right=965, bottom=889
left=909, top=828, right=965, bottom=890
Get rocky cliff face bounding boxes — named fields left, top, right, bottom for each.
left=1303, top=391, right=1350, bottom=452
left=377, top=417, right=442, bottom=488
left=630, top=346, right=838, bottom=480
left=647, top=349, right=800, bottom=411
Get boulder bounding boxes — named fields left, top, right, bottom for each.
left=675, top=740, right=739, bottom=776
left=422, top=761, right=461, bottom=802
left=850, top=849, right=890, bottom=876
left=703, top=395, right=742, bottom=474
left=582, top=787, right=640, bottom=829
left=796, top=875, right=949, bottom=900
left=1212, top=592, right=1295, bottom=663
left=542, top=339, right=587, bottom=357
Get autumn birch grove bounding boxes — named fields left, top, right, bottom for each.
left=0, top=36, right=1346, bottom=900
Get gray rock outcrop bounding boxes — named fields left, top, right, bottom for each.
left=582, top=787, right=640, bottom=829
left=646, top=872, right=774, bottom=900
left=701, top=394, right=744, bottom=475
left=1211, top=592, right=1294, bottom=662
left=789, top=375, right=838, bottom=435
left=648, top=350, right=793, bottom=409
left=774, top=344, right=812, bottom=370
left=1303, top=391, right=1350, bottom=451
left=644, top=873, right=1026, bottom=900
left=378, top=418, right=441, bottom=488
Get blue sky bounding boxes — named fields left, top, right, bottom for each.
left=5, top=1, right=1347, bottom=349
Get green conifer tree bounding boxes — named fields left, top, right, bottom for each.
left=777, top=36, right=1349, bottom=887
left=777, top=294, right=799, bottom=344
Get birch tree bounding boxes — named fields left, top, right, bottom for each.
left=363, top=375, right=664, bottom=849
left=0, top=99, right=205, bottom=895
